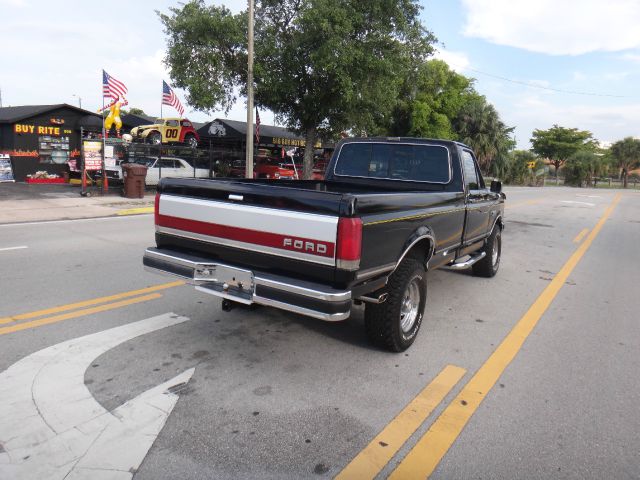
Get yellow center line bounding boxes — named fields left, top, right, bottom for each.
left=117, top=206, right=154, bottom=216
left=573, top=228, right=590, bottom=244
left=335, top=365, right=466, bottom=480
left=389, top=193, right=622, bottom=480
left=0, top=293, right=162, bottom=336
left=505, top=198, right=543, bottom=209
left=0, top=280, right=184, bottom=325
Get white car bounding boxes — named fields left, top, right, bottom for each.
left=129, top=157, right=212, bottom=186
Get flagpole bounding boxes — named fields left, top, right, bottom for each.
left=101, top=73, right=108, bottom=194
left=245, top=0, right=255, bottom=179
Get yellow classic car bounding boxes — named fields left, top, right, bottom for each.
left=130, top=118, right=200, bottom=148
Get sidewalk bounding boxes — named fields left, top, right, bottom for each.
left=0, top=182, right=155, bottom=224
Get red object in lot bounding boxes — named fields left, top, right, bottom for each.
left=311, top=159, right=328, bottom=180
left=26, top=177, right=66, bottom=184
left=229, top=157, right=298, bottom=179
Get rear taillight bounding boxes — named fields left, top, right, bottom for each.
left=336, top=217, right=362, bottom=270
left=154, top=193, right=160, bottom=225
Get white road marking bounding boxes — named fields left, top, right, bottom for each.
left=576, top=194, right=602, bottom=198
left=0, top=312, right=193, bottom=480
left=561, top=200, right=596, bottom=207
left=0, top=215, right=151, bottom=228
left=0, top=245, right=28, bottom=252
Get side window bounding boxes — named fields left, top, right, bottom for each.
left=461, top=150, right=479, bottom=190
left=174, top=160, right=186, bottom=169
left=165, top=120, right=179, bottom=127
left=475, top=163, right=485, bottom=189
left=159, top=159, right=175, bottom=168
left=181, top=121, right=192, bottom=127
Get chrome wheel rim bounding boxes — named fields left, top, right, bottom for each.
left=492, top=232, right=501, bottom=266
left=400, top=277, right=421, bottom=333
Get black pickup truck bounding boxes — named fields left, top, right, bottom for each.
left=144, top=138, right=505, bottom=351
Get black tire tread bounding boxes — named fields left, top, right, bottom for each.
left=472, top=226, right=501, bottom=277
left=365, top=258, right=425, bottom=352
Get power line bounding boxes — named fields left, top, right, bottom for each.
left=454, top=64, right=631, bottom=98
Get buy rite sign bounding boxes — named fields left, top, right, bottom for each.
left=14, top=124, right=72, bottom=136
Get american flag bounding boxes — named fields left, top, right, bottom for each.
left=162, top=81, right=185, bottom=117
left=102, top=70, right=128, bottom=100
left=255, top=107, right=261, bottom=145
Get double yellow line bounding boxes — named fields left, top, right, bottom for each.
left=336, top=193, right=622, bottom=479
left=0, top=280, right=184, bottom=336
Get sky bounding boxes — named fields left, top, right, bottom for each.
left=2, top=0, right=640, bottom=148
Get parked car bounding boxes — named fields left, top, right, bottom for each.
left=130, top=157, right=211, bottom=186
left=144, top=137, right=504, bottom=351
left=130, top=118, right=200, bottom=148
left=227, top=156, right=298, bottom=179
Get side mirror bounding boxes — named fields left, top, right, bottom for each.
left=490, top=180, right=502, bottom=193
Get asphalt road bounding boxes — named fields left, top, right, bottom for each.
left=0, top=186, right=638, bottom=479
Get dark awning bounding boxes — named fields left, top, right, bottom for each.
left=76, top=114, right=103, bottom=130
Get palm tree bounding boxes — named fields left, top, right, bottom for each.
left=610, top=137, right=640, bottom=188
left=454, top=96, right=513, bottom=173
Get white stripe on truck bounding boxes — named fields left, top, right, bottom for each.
left=160, top=196, right=338, bottom=242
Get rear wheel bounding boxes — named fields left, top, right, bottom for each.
left=147, top=132, right=162, bottom=145
left=185, top=134, right=198, bottom=148
left=472, top=225, right=502, bottom=277
left=364, top=258, right=427, bottom=352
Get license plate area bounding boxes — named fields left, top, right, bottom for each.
left=194, top=264, right=254, bottom=303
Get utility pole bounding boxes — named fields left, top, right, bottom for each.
left=245, top=0, right=255, bottom=179
left=73, top=94, right=82, bottom=109
left=0, top=87, right=3, bottom=108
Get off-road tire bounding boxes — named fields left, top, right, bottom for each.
left=364, top=258, right=427, bottom=352
left=472, top=225, right=502, bottom=278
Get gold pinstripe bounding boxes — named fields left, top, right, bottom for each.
left=363, top=204, right=501, bottom=227
left=364, top=208, right=464, bottom=226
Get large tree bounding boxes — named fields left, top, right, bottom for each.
left=385, top=59, right=475, bottom=139
left=530, top=125, right=595, bottom=177
left=159, top=0, right=435, bottom=178
left=610, top=137, right=640, bottom=188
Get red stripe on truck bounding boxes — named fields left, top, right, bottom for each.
left=157, top=214, right=336, bottom=258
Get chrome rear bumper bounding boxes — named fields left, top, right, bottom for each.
left=143, top=247, right=351, bottom=321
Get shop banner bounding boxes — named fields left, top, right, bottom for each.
left=83, top=141, right=102, bottom=171
left=104, top=145, right=116, bottom=167
left=0, top=154, right=15, bottom=182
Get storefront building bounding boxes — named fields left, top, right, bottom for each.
left=0, top=104, right=102, bottom=181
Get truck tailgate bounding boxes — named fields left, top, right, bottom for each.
left=156, top=194, right=339, bottom=266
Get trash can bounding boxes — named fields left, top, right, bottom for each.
left=122, top=163, right=147, bottom=198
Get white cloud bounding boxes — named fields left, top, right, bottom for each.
left=462, top=0, right=640, bottom=55
left=620, top=52, right=640, bottom=62
left=502, top=93, right=640, bottom=147
left=572, top=71, right=587, bottom=82
left=0, top=0, right=28, bottom=6
left=603, top=72, right=630, bottom=81
left=432, top=48, right=471, bottom=72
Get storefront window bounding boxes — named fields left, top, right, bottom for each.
left=39, top=135, right=69, bottom=164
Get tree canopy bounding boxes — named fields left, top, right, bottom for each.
left=385, top=59, right=476, bottom=139
left=610, top=137, right=640, bottom=188
left=159, top=0, right=435, bottom=177
left=530, top=125, right=596, bottom=176
left=454, top=95, right=514, bottom=173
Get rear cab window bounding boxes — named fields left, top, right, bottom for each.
left=334, top=143, right=451, bottom=183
